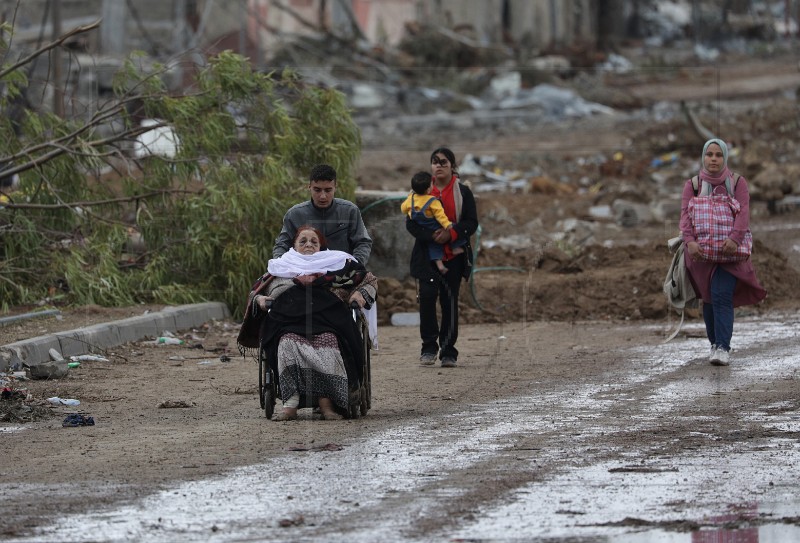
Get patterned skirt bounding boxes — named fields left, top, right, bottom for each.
left=277, top=332, right=349, bottom=410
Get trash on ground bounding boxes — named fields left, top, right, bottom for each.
left=47, top=397, right=80, bottom=406
left=62, top=413, right=95, bottom=427
left=2, top=387, right=29, bottom=401
left=70, top=354, right=110, bottom=362
left=156, top=337, right=185, bottom=345
left=158, top=400, right=195, bottom=408
left=27, top=361, right=69, bottom=380
left=48, top=348, right=64, bottom=361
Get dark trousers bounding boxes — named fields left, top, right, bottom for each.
left=702, top=266, right=737, bottom=351
left=418, top=253, right=466, bottom=360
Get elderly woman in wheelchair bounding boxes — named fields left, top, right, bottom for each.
left=238, top=225, right=377, bottom=421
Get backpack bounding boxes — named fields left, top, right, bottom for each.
left=662, top=236, right=698, bottom=343
left=688, top=173, right=753, bottom=263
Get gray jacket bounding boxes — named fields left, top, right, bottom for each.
left=272, top=198, right=372, bottom=265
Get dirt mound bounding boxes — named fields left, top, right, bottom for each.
left=376, top=237, right=800, bottom=326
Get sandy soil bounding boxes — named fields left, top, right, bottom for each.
left=1, top=50, right=800, bottom=539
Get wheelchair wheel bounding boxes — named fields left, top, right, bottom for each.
left=259, top=346, right=276, bottom=419
left=263, top=387, right=274, bottom=419
left=358, top=311, right=371, bottom=416
left=348, top=399, right=361, bottom=419
left=359, top=386, right=368, bottom=416
left=360, top=341, right=371, bottom=416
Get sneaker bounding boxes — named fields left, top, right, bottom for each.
left=710, top=348, right=730, bottom=366
left=708, top=345, right=717, bottom=361
left=440, top=357, right=457, bottom=368
left=420, top=353, right=436, bottom=366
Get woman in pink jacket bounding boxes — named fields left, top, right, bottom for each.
left=680, top=138, right=766, bottom=366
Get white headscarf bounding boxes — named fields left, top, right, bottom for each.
left=267, top=248, right=354, bottom=278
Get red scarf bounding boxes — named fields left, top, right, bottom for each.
left=431, top=175, right=458, bottom=260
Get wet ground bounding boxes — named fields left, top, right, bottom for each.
left=4, top=314, right=799, bottom=542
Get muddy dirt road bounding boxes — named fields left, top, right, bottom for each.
left=2, top=312, right=800, bottom=542
left=2, top=49, right=800, bottom=542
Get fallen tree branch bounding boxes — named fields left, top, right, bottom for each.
left=1, top=188, right=203, bottom=209
left=0, top=20, right=102, bottom=80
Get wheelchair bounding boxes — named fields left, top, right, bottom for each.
left=258, top=302, right=372, bottom=420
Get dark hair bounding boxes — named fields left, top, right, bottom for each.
left=430, top=147, right=458, bottom=174
left=309, top=164, right=336, bottom=183
left=411, top=171, right=432, bottom=195
left=293, top=225, right=328, bottom=250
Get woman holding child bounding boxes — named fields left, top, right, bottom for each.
left=405, top=147, right=479, bottom=368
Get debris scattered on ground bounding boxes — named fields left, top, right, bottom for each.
left=158, top=400, right=195, bottom=409
left=278, top=514, right=305, bottom=528
left=62, top=414, right=95, bottom=427
left=288, top=443, right=344, bottom=452
left=47, top=397, right=80, bottom=406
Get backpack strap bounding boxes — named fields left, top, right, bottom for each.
left=726, top=173, right=741, bottom=196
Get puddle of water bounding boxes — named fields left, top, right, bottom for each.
left=452, top=449, right=800, bottom=542
left=447, top=315, right=800, bottom=542
left=614, top=523, right=800, bottom=542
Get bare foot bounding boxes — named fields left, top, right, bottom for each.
left=318, top=397, right=343, bottom=420
left=436, top=262, right=448, bottom=274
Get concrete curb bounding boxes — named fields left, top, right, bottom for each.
left=0, top=302, right=231, bottom=372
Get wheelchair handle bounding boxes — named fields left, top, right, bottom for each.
left=255, top=295, right=272, bottom=310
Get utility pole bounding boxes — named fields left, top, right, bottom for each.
left=101, top=0, right=127, bottom=55
left=52, top=0, right=63, bottom=116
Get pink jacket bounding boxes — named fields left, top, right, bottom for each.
left=679, top=174, right=767, bottom=307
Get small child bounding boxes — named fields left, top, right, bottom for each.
left=401, top=171, right=465, bottom=274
